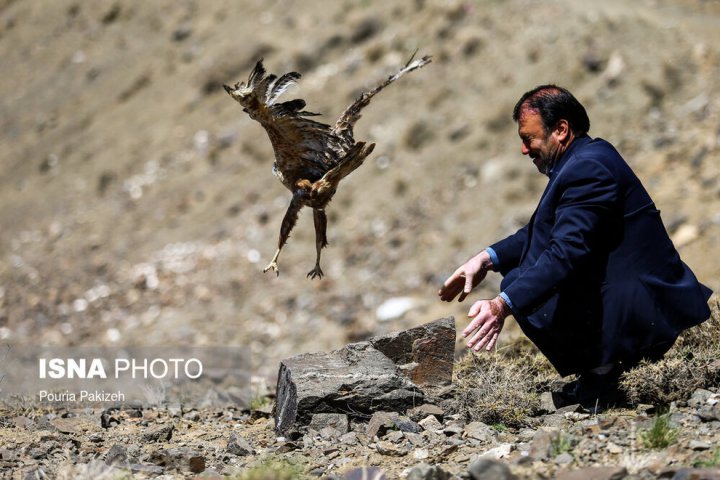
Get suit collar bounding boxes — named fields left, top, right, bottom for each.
left=548, top=134, right=592, bottom=179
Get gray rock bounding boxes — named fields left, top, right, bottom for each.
left=368, top=411, right=401, bottom=438
left=310, top=413, right=350, bottom=434
left=148, top=448, right=205, bottom=474
left=688, top=389, right=715, bottom=408
left=395, top=416, right=421, bottom=434
left=105, top=443, right=128, bottom=466
left=467, top=457, right=518, bottom=480
left=227, top=432, right=254, bottom=456
left=369, top=317, right=455, bottom=388
left=376, top=440, right=408, bottom=456
left=528, top=429, right=558, bottom=460
left=418, top=415, right=443, bottom=432
left=407, top=404, right=445, bottom=422
left=407, top=463, right=452, bottom=480
left=697, top=404, right=720, bottom=422
left=464, top=421, right=497, bottom=443
left=539, top=391, right=558, bottom=413
left=555, top=466, right=628, bottom=480
left=342, top=467, right=387, bottom=480
left=274, top=317, right=456, bottom=434
left=142, top=423, right=174, bottom=442
left=670, top=468, right=720, bottom=480
left=689, top=439, right=712, bottom=450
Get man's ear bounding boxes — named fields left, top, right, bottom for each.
left=554, top=119, right=571, bottom=144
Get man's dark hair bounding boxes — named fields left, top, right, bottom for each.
left=512, top=85, right=590, bottom=136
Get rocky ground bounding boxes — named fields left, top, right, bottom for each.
left=1, top=375, right=719, bottom=479
left=1, top=0, right=720, bottom=478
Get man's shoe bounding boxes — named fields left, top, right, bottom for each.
left=551, top=364, right=628, bottom=413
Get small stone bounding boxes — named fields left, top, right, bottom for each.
left=413, top=449, right=429, bottom=460
left=480, top=443, right=513, bottom=459
left=555, top=466, right=628, bottom=480
left=227, top=432, right=253, bottom=456
left=689, top=439, right=712, bottom=450
left=539, top=392, right=558, bottom=413
left=464, top=421, right=496, bottom=443
left=183, top=410, right=201, bottom=421
left=467, top=457, right=518, bottom=480
left=343, top=467, right=387, bottom=480
left=555, top=452, right=573, bottom=465
left=395, top=416, right=421, bottom=434
left=367, top=411, right=400, bottom=438
left=443, top=421, right=465, bottom=436
left=529, top=429, right=556, bottom=460
left=418, top=415, right=443, bottom=432
left=105, top=444, right=128, bottom=466
left=407, top=404, right=445, bottom=422
left=376, top=440, right=407, bottom=457
left=407, top=463, right=451, bottom=480
left=340, top=431, right=358, bottom=445
left=697, top=404, right=720, bottom=422
left=310, top=413, right=349, bottom=434
left=606, top=442, right=623, bottom=454
left=689, top=389, right=716, bottom=408
left=148, top=448, right=205, bottom=474
left=142, top=423, right=174, bottom=442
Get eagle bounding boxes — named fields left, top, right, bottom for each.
left=224, top=53, right=431, bottom=279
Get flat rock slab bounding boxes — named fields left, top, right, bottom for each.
left=274, top=317, right=455, bottom=434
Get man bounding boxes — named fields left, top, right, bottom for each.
left=439, top=85, right=713, bottom=408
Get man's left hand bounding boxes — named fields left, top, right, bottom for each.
left=463, top=296, right=511, bottom=351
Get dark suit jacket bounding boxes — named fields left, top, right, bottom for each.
left=491, top=135, right=712, bottom=376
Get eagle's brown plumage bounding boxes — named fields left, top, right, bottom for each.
left=224, top=53, right=431, bottom=278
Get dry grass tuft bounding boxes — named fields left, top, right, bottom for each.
left=621, top=295, right=720, bottom=406
left=449, top=342, right=556, bottom=428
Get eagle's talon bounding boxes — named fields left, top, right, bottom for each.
left=307, top=266, right=324, bottom=279
left=263, top=262, right=280, bottom=276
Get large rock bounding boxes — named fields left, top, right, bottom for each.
left=274, top=317, right=455, bottom=434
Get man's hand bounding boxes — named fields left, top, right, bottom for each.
left=438, top=250, right=494, bottom=302
left=463, top=296, right=511, bottom=351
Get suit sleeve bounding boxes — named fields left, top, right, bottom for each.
left=489, top=224, right=529, bottom=275
left=502, top=158, right=619, bottom=314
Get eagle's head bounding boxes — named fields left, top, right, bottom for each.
left=223, top=82, right=256, bottom=110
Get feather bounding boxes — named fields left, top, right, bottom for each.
left=267, top=72, right=301, bottom=105
left=255, top=73, right=277, bottom=102
left=270, top=99, right=307, bottom=116
left=247, top=59, right=266, bottom=88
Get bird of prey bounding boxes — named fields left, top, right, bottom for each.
left=224, top=53, right=431, bottom=279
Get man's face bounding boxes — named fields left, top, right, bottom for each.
left=517, top=110, right=561, bottom=175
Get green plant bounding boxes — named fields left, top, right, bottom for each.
left=491, top=423, right=508, bottom=432
left=550, top=433, right=573, bottom=457
left=235, top=456, right=306, bottom=480
left=638, top=412, right=678, bottom=449
left=249, top=394, right=272, bottom=411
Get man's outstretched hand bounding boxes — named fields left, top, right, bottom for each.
left=438, top=250, right=494, bottom=302
left=463, top=296, right=511, bottom=351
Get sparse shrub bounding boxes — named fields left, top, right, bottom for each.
left=450, top=345, right=555, bottom=428
left=621, top=357, right=710, bottom=406
left=638, top=412, right=677, bottom=449
left=621, top=295, right=720, bottom=406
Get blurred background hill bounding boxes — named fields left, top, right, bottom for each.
left=1, top=0, right=718, bottom=380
